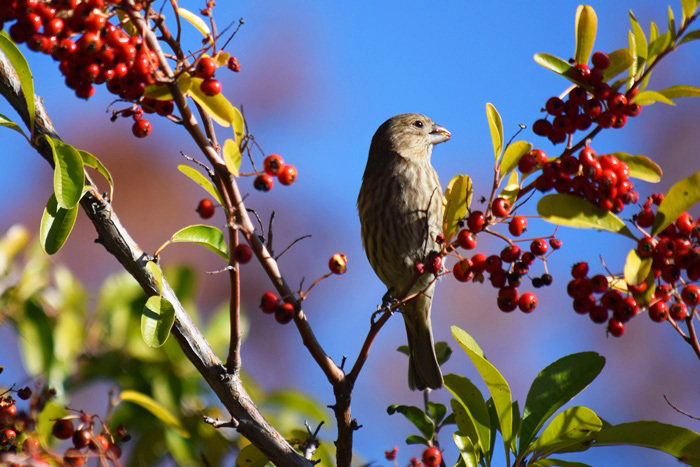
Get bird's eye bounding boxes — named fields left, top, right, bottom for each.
left=413, top=120, right=424, bottom=128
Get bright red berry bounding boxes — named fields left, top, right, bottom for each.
left=233, top=244, right=253, bottom=264
left=132, top=119, right=151, bottom=138
left=608, top=93, right=628, bottom=114
left=500, top=245, right=521, bottom=263
left=530, top=238, right=548, bottom=256
left=90, top=435, right=110, bottom=452
left=518, top=293, right=538, bottom=313
left=452, top=259, right=473, bottom=282
left=228, top=56, right=241, bottom=72
left=681, top=286, right=700, bottom=307
left=492, top=198, right=511, bottom=217
left=254, top=174, right=274, bottom=192
left=200, top=78, right=222, bottom=96
left=592, top=52, right=611, bottom=69
left=196, top=199, right=216, bottom=219
left=196, top=57, right=217, bottom=78
left=571, top=63, right=590, bottom=82
left=467, top=211, right=485, bottom=232
left=571, top=262, right=589, bottom=279
left=676, top=213, right=694, bottom=236
left=670, top=302, right=688, bottom=321
left=636, top=237, right=657, bottom=258
left=550, top=238, right=562, bottom=250
left=457, top=230, right=477, bottom=250
left=275, top=303, right=294, bottom=324
left=278, top=165, right=297, bottom=186
left=636, top=209, right=655, bottom=228
left=518, top=152, right=537, bottom=173
left=263, top=154, right=285, bottom=175
left=648, top=301, right=669, bottom=323
left=607, top=318, right=625, bottom=337
left=0, top=429, right=16, bottom=446
left=260, top=292, right=279, bottom=314
left=509, top=216, right=527, bottom=236
left=422, top=447, right=442, bottom=467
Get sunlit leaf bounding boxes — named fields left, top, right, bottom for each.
left=233, top=107, right=245, bottom=146
left=519, top=352, right=605, bottom=456
left=631, top=90, right=675, bottom=106
left=445, top=374, right=491, bottom=455
left=486, top=103, right=503, bottom=161
left=454, top=431, right=479, bottom=467
left=602, top=49, right=634, bottom=82
left=78, top=150, right=113, bottom=200
left=146, top=261, right=163, bottom=295
left=387, top=405, right=435, bottom=440
left=0, top=30, right=34, bottom=134
left=529, top=407, right=601, bottom=457
left=499, top=141, right=532, bottom=180
left=652, top=172, right=700, bottom=235
left=574, top=6, right=597, bottom=64
left=531, top=459, right=593, bottom=467
left=40, top=193, right=79, bottom=255
left=170, top=224, right=228, bottom=259
left=0, top=113, right=27, bottom=137
left=628, top=31, right=638, bottom=88
left=223, top=138, right=242, bottom=176
left=609, top=153, right=662, bottom=182
left=537, top=194, right=636, bottom=239
left=442, top=175, right=472, bottom=240
left=681, top=0, right=698, bottom=24
left=648, top=31, right=672, bottom=61
left=450, top=400, right=480, bottom=454
left=43, top=136, right=85, bottom=210
left=679, top=29, right=700, bottom=45
left=141, top=295, right=175, bottom=348
left=144, top=73, right=192, bottom=100
left=668, top=6, right=677, bottom=41
left=119, top=390, right=189, bottom=438
left=629, top=11, right=648, bottom=60
left=177, top=165, right=223, bottom=204
left=533, top=54, right=570, bottom=75
left=236, top=442, right=272, bottom=467
left=177, top=8, right=212, bottom=41
left=623, top=249, right=652, bottom=286
left=188, top=77, right=237, bottom=127
left=658, top=85, right=700, bottom=98
left=500, top=171, right=520, bottom=206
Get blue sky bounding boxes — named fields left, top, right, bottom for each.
left=2, top=1, right=700, bottom=465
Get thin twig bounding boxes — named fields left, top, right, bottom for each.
left=663, top=394, right=700, bottom=421
left=275, top=234, right=312, bottom=261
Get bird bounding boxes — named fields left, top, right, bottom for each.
left=357, top=113, right=451, bottom=390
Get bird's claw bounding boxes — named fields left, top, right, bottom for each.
left=381, top=288, right=397, bottom=308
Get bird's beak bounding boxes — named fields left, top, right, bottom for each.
left=429, top=124, right=451, bottom=145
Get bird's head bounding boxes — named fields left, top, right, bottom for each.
left=371, top=113, right=450, bottom=162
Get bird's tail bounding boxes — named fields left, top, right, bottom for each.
left=402, top=293, right=443, bottom=391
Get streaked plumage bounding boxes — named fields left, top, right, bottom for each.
left=358, top=113, right=450, bottom=390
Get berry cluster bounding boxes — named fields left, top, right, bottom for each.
left=522, top=146, right=639, bottom=214
left=567, top=198, right=699, bottom=337
left=0, top=1, right=241, bottom=138
left=259, top=291, right=295, bottom=324
left=532, top=52, right=642, bottom=144
left=254, top=154, right=298, bottom=192
left=50, top=414, right=127, bottom=466
left=449, top=197, right=562, bottom=314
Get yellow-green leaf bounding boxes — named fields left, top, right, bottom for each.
left=529, top=407, right=602, bottom=457
left=141, top=296, right=175, bottom=348
left=43, top=136, right=85, bottom=210
left=171, top=224, right=228, bottom=259
left=442, top=175, right=472, bottom=240
left=177, top=8, right=211, bottom=41
left=500, top=171, right=520, bottom=206
left=144, top=73, right=191, bottom=100
left=574, top=6, right=597, bottom=64
left=537, top=194, right=636, bottom=239
left=0, top=113, right=27, bottom=138
left=40, top=193, right=79, bottom=255
left=609, top=153, right=662, bottom=183
left=499, top=141, right=532, bottom=180
left=652, top=172, right=700, bottom=235
left=177, top=165, right=223, bottom=204
left=188, top=77, right=237, bottom=127
left=631, top=90, right=675, bottom=106
left=233, top=107, right=245, bottom=146
left=119, top=390, right=189, bottom=438
left=602, top=49, right=634, bottom=82
left=223, top=139, right=241, bottom=176
left=0, top=31, right=34, bottom=134
left=681, top=0, right=698, bottom=23
left=78, top=150, right=113, bottom=200
left=679, top=29, right=700, bottom=45
left=236, top=443, right=272, bottom=467
left=628, top=31, right=638, bottom=87
left=146, top=261, right=163, bottom=295
left=629, top=11, right=648, bottom=60
left=658, top=85, right=700, bottom=98
left=533, top=53, right=571, bottom=75
left=486, top=103, right=503, bottom=161
left=624, top=249, right=652, bottom=286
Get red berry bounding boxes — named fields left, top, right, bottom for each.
left=681, top=286, right=700, bottom=307
left=426, top=252, right=442, bottom=275
left=590, top=274, right=608, bottom=293
left=275, top=303, right=294, bottom=324
left=90, top=435, right=110, bottom=452
left=200, top=78, right=222, bottom=96
left=22, top=437, right=40, bottom=455
left=518, top=293, right=538, bottom=313
left=132, top=119, right=151, bottom=138
left=615, top=297, right=639, bottom=322
left=608, top=93, right=628, bottom=114
left=583, top=99, right=602, bottom=118
left=329, top=253, right=348, bottom=274
left=571, top=262, right=589, bottom=279
left=532, top=119, right=552, bottom=137
left=545, top=97, right=565, bottom=115
left=278, top=165, right=297, bottom=186
left=676, top=213, right=694, bottom=236
left=470, top=253, right=487, bottom=273
left=648, top=301, right=668, bottom=323
left=597, top=111, right=616, bottom=128
left=589, top=305, right=609, bottom=323
left=571, top=63, right=590, bottom=82
left=107, top=443, right=123, bottom=460
left=670, top=302, right=688, bottom=321
left=72, top=429, right=92, bottom=449
left=254, top=174, right=274, bottom=192
left=233, top=244, right=253, bottom=264
left=484, top=255, right=502, bottom=274
left=64, top=448, right=85, bottom=467
left=467, top=211, right=485, bottom=232
left=196, top=199, right=215, bottom=219
left=531, top=149, right=548, bottom=165
left=422, top=447, right=442, bottom=467
left=636, top=209, right=655, bottom=228
left=592, top=52, right=610, bottom=69
left=260, top=292, right=279, bottom=314
left=636, top=237, right=657, bottom=258
left=196, top=57, right=217, bottom=78
left=550, top=238, right=562, bottom=250
left=509, top=216, right=527, bottom=236
left=263, top=154, right=285, bottom=175
left=0, top=429, right=16, bottom=446
left=228, top=56, right=241, bottom=72
left=452, top=259, right=473, bottom=282
left=625, top=103, right=642, bottom=117
left=492, top=198, right=511, bottom=217
left=500, top=245, right=521, bottom=263
left=607, top=318, right=625, bottom=337
left=601, top=290, right=623, bottom=310
left=53, top=418, right=75, bottom=440
left=518, top=152, right=537, bottom=173
left=155, top=100, right=174, bottom=116
left=530, top=238, right=548, bottom=256
left=497, top=295, right=517, bottom=312
left=457, top=230, right=477, bottom=250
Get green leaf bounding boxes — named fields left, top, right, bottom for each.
left=177, top=7, right=212, bottom=40
left=652, top=172, right=700, bottom=235
left=450, top=400, right=480, bottom=453
left=232, top=107, right=245, bottom=146
left=146, top=261, right=163, bottom=295
left=0, top=113, right=27, bottom=137
left=648, top=31, right=672, bottom=61
left=40, top=193, right=79, bottom=255
left=266, top=390, right=329, bottom=423
left=589, top=421, right=700, bottom=464
left=623, top=249, right=652, bottom=286
left=188, top=77, right=237, bottom=127
left=141, top=295, right=175, bottom=348
left=0, top=31, right=34, bottom=134
left=43, top=136, right=85, bottom=209
left=533, top=54, right=571, bottom=75
left=427, top=402, right=447, bottom=425
left=144, top=73, right=192, bottom=100
left=223, top=138, right=241, bottom=176
left=529, top=407, right=602, bottom=457
left=628, top=31, right=638, bottom=88
left=609, top=153, right=662, bottom=182
left=629, top=11, right=648, bottom=60
left=442, top=175, right=472, bottom=240
left=445, top=374, right=491, bottom=455
left=236, top=443, right=273, bottom=467
left=668, top=6, right=677, bottom=41
left=119, top=389, right=189, bottom=438
left=17, top=300, right=54, bottom=377
left=170, top=224, right=229, bottom=259
left=574, top=6, right=598, bottom=64
left=78, top=149, right=113, bottom=200
left=454, top=431, right=480, bottom=467
left=387, top=405, right=435, bottom=440
left=602, top=49, right=634, bottom=82
left=679, top=29, right=700, bottom=45
left=486, top=103, right=503, bottom=160
left=681, top=0, right=698, bottom=24
left=177, top=165, right=223, bottom=204
left=631, top=90, right=675, bottom=106
left=435, top=341, right=453, bottom=366
left=451, top=326, right=513, bottom=454
left=537, top=194, right=636, bottom=239
left=405, top=435, right=429, bottom=446
left=531, top=460, right=593, bottom=467
left=658, top=85, right=700, bottom=98
left=499, top=141, right=532, bottom=180
left=518, top=352, right=605, bottom=455
left=500, top=171, right=520, bottom=206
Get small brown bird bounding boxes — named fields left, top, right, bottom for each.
left=358, top=113, right=450, bottom=390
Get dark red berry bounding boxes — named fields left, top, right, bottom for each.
left=233, top=244, right=253, bottom=264
left=607, top=318, right=625, bottom=337
left=196, top=199, right=215, bottom=219
left=550, top=238, right=562, bottom=249
left=670, top=302, right=688, bottom=321
left=254, top=174, right=274, bottom=192
left=636, top=237, right=657, bottom=258
left=275, top=303, right=294, bottom=324
left=545, top=97, right=565, bottom=115
left=681, top=286, right=700, bottom=306
left=72, top=429, right=92, bottom=449
left=590, top=305, right=609, bottom=323
left=590, top=274, right=608, bottom=293
left=636, top=209, right=655, bottom=228
left=592, top=52, right=610, bottom=69
left=532, top=119, right=552, bottom=137
left=260, top=292, right=279, bottom=314
left=648, top=301, right=668, bottom=322
left=228, top=56, right=241, bottom=72
left=530, top=238, right=548, bottom=256
left=53, top=419, right=75, bottom=440
left=571, top=63, right=590, bottom=83
left=467, top=211, right=485, bottom=232
left=571, top=262, right=589, bottom=279
left=500, top=245, right=521, bottom=263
